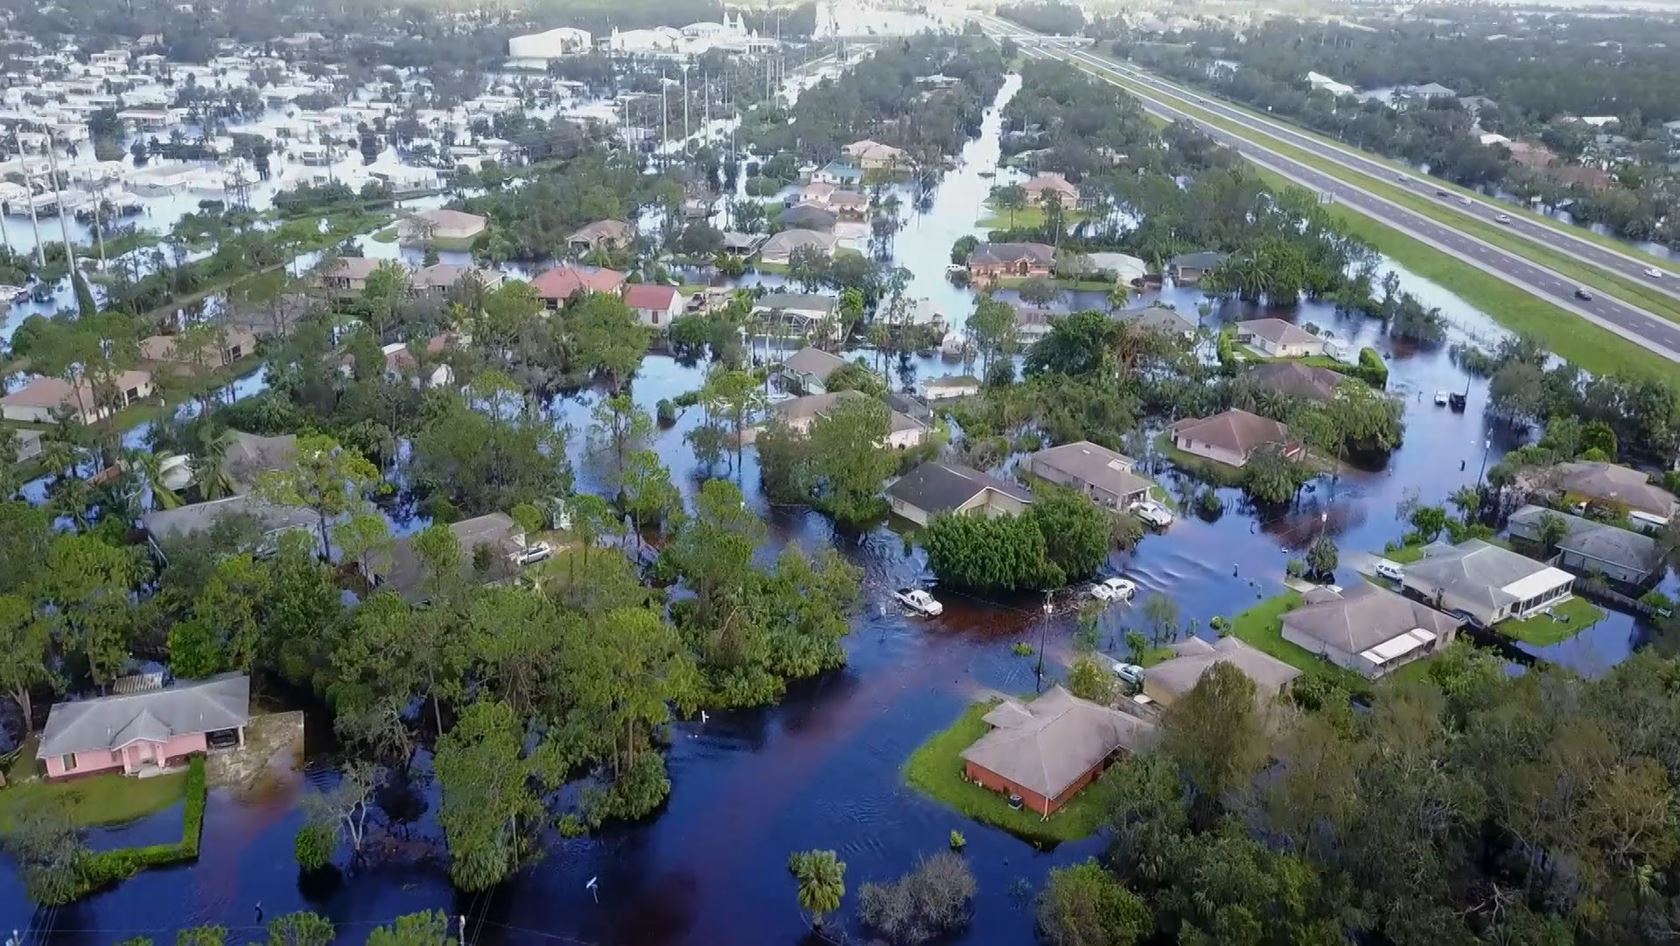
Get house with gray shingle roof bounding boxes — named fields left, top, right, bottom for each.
left=38, top=673, right=249, bottom=779
left=1401, top=539, right=1575, bottom=628
left=1026, top=440, right=1151, bottom=510
left=1506, top=504, right=1663, bottom=586
left=885, top=460, right=1033, bottom=526
left=1142, top=636, right=1300, bottom=707
left=1282, top=584, right=1461, bottom=679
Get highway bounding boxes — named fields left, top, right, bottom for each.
left=975, top=15, right=1680, bottom=365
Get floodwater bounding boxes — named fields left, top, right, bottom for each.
left=4, top=66, right=1673, bottom=945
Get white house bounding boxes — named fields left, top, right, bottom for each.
left=1234, top=318, right=1327, bottom=358
left=622, top=284, right=685, bottom=329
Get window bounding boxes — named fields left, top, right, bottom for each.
left=61, top=753, right=77, bottom=771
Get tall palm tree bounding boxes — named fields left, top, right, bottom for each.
left=787, top=849, right=846, bottom=929
left=192, top=424, right=238, bottom=500
left=126, top=448, right=184, bottom=510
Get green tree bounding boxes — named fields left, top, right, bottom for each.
left=1408, top=504, right=1450, bottom=543
left=0, top=595, right=57, bottom=729
left=590, top=392, right=654, bottom=482
left=256, top=434, right=380, bottom=561
left=267, top=912, right=335, bottom=946
left=788, top=848, right=847, bottom=928
left=1037, top=860, right=1151, bottom=946
left=1305, top=535, right=1338, bottom=578
left=1017, top=276, right=1062, bottom=310
left=176, top=927, right=226, bottom=946
left=698, top=368, right=763, bottom=474
left=924, top=512, right=1052, bottom=592
left=991, top=183, right=1026, bottom=228
left=1028, top=486, right=1111, bottom=583
left=566, top=493, right=614, bottom=574
left=1162, top=661, right=1267, bottom=815
left=1241, top=446, right=1311, bottom=505
left=334, top=512, right=395, bottom=582
left=804, top=394, right=894, bottom=522
left=4, top=798, right=87, bottom=905
left=857, top=851, right=977, bottom=944
left=569, top=291, right=650, bottom=389
left=1535, top=511, right=1571, bottom=556
left=365, top=912, right=451, bottom=946
left=968, top=295, right=1017, bottom=375
left=169, top=618, right=224, bottom=678
left=434, top=700, right=547, bottom=891
left=293, top=820, right=335, bottom=871
left=620, top=449, right=682, bottom=538
left=1068, top=655, right=1118, bottom=704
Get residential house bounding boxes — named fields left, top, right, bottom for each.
left=885, top=460, right=1033, bottom=526
left=141, top=494, right=320, bottom=561
left=775, top=344, right=846, bottom=394
left=968, top=242, right=1055, bottom=281
left=1026, top=440, right=1152, bottom=510
left=623, top=284, right=684, bottom=328
left=221, top=430, right=298, bottom=494
left=1, top=371, right=155, bottom=425
left=382, top=336, right=456, bottom=389
left=1506, top=504, right=1663, bottom=586
left=565, top=219, right=635, bottom=254
left=1019, top=171, right=1079, bottom=207
left=531, top=264, right=626, bottom=309
left=1547, top=460, right=1677, bottom=523
left=1084, top=252, right=1149, bottom=287
left=810, top=160, right=863, bottom=187
left=380, top=513, right=527, bottom=602
left=1142, top=636, right=1301, bottom=707
left=759, top=229, right=837, bottom=266
left=960, top=687, right=1156, bottom=816
left=38, top=673, right=249, bottom=779
left=924, top=375, right=981, bottom=401
left=1281, top=584, right=1462, bottom=679
left=754, top=295, right=841, bottom=344
left=318, top=256, right=384, bottom=296
left=828, top=191, right=869, bottom=219
left=1242, top=361, right=1346, bottom=402
left=12, top=429, right=42, bottom=463
left=720, top=231, right=766, bottom=256
left=1169, top=409, right=1303, bottom=468
left=397, top=208, right=487, bottom=244
left=769, top=391, right=929, bottom=449
left=138, top=327, right=259, bottom=371
left=1120, top=302, right=1197, bottom=338
left=1401, top=539, right=1576, bottom=627
left=842, top=139, right=908, bottom=171
left=1167, top=251, right=1228, bottom=285
left=410, top=262, right=504, bottom=296
left=1235, top=318, right=1327, bottom=358
left=1014, top=307, right=1062, bottom=345
left=778, top=202, right=839, bottom=232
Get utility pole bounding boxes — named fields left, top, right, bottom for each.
left=660, top=73, right=669, bottom=168
left=1034, top=591, right=1052, bottom=692
left=14, top=130, right=44, bottom=267
left=44, top=133, right=76, bottom=277
left=681, top=62, right=691, bottom=147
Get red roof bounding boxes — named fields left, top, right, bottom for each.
left=531, top=264, right=625, bottom=301
left=623, top=283, right=680, bottom=310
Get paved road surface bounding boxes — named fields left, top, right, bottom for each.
left=977, top=16, right=1680, bottom=364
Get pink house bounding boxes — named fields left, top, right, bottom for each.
left=38, top=674, right=250, bottom=779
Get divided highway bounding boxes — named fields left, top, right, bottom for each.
left=976, top=15, right=1680, bottom=365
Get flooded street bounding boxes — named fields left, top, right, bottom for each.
left=4, top=62, right=1674, bottom=945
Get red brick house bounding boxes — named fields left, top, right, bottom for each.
left=959, top=686, right=1155, bottom=816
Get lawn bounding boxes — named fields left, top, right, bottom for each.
left=977, top=203, right=1089, bottom=231
left=1384, top=543, right=1428, bottom=565
left=369, top=227, right=398, bottom=244
left=0, top=751, right=188, bottom=832
left=1153, top=432, right=1245, bottom=487
left=1225, top=591, right=1375, bottom=696
left=1500, top=596, right=1607, bottom=647
left=1092, top=60, right=1680, bottom=316
left=905, top=700, right=1107, bottom=844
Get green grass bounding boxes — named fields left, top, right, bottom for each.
left=1226, top=591, right=1374, bottom=696
left=1384, top=543, right=1429, bottom=565
left=369, top=227, right=398, bottom=244
left=905, top=700, right=1108, bottom=844
left=1154, top=432, right=1245, bottom=487
left=1500, top=596, right=1606, bottom=646
left=1259, top=170, right=1679, bottom=383
left=978, top=203, right=1089, bottom=230
left=0, top=757, right=188, bottom=832
left=1093, top=55, right=1676, bottom=281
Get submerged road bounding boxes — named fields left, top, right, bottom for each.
left=977, top=15, right=1680, bottom=365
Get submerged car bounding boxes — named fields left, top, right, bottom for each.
left=895, top=587, right=944, bottom=616
left=1129, top=500, right=1175, bottom=528
left=1090, top=577, right=1137, bottom=602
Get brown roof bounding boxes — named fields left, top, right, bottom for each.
left=1284, top=583, right=1461, bottom=656
left=0, top=370, right=152, bottom=411
left=1028, top=440, right=1150, bottom=500
left=531, top=264, right=626, bottom=301
left=959, top=687, right=1155, bottom=799
left=1242, top=361, right=1346, bottom=401
left=1171, top=409, right=1299, bottom=458
left=1237, top=318, right=1320, bottom=347
left=623, top=284, right=681, bottom=310
left=1021, top=171, right=1079, bottom=198
left=319, top=256, right=383, bottom=281
left=411, top=263, right=501, bottom=290
left=970, top=242, right=1055, bottom=267
left=1552, top=461, right=1677, bottom=518
left=1145, top=636, right=1301, bottom=703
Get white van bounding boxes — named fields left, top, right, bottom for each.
left=1373, top=558, right=1405, bottom=582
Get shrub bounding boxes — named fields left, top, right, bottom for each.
left=1012, top=642, right=1034, bottom=657
left=858, top=852, right=977, bottom=945
left=655, top=398, right=678, bottom=426
left=949, top=830, right=966, bottom=850
left=294, top=822, right=336, bottom=871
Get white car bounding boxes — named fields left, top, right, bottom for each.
left=1090, top=577, right=1137, bottom=602
left=1495, top=213, right=1512, bottom=224
left=1110, top=661, right=1145, bottom=688
left=1644, top=267, right=1663, bottom=279
left=895, top=587, right=944, bottom=616
left=515, top=542, right=553, bottom=566
left=1459, top=196, right=1473, bottom=206
left=1129, top=500, right=1174, bottom=528
left=1434, top=390, right=1450, bottom=406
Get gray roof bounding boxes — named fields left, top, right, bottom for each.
left=1120, top=302, right=1197, bottom=334
left=1242, top=361, right=1345, bottom=401
left=1145, top=636, right=1301, bottom=702
left=757, top=294, right=837, bottom=315
left=39, top=673, right=249, bottom=758
left=959, top=687, right=1156, bottom=799
left=779, top=204, right=838, bottom=230
left=1507, top=504, right=1660, bottom=573
left=970, top=242, right=1055, bottom=266
left=380, top=513, right=524, bottom=602
left=760, top=229, right=836, bottom=257
left=1169, top=250, right=1228, bottom=270
left=142, top=494, right=319, bottom=543
left=222, top=430, right=297, bottom=493
left=1550, top=461, right=1677, bottom=518
left=1284, top=583, right=1461, bottom=655
left=1237, top=318, right=1319, bottom=346
left=780, top=345, right=846, bottom=380
left=886, top=460, right=1032, bottom=516
left=1171, top=409, right=1297, bottom=457
left=1028, top=440, right=1151, bottom=500
left=1402, top=539, right=1569, bottom=610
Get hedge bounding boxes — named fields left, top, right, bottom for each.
left=76, top=756, right=206, bottom=895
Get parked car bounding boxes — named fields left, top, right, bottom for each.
left=1110, top=661, right=1145, bottom=688
left=1129, top=500, right=1175, bottom=528
left=515, top=542, right=553, bottom=566
left=895, top=587, right=944, bottom=616
left=1090, top=577, right=1137, bottom=602
left=1434, top=390, right=1449, bottom=406
left=1458, top=196, right=1473, bottom=206
left=1574, top=287, right=1594, bottom=301
left=1373, top=558, right=1406, bottom=582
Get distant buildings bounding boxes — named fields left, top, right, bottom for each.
left=397, top=208, right=487, bottom=244
left=1167, top=251, right=1228, bottom=285
left=623, top=284, right=684, bottom=328
left=1546, top=461, right=1677, bottom=524
left=566, top=219, right=635, bottom=255
left=531, top=264, right=626, bottom=309
left=507, top=27, right=593, bottom=60
left=1019, top=171, right=1080, bottom=207
left=1234, top=318, right=1329, bottom=359
left=1, top=371, right=156, bottom=425
left=759, top=229, right=837, bottom=266
left=774, top=344, right=846, bottom=394
left=842, top=139, right=910, bottom=171
left=1507, top=505, right=1663, bottom=586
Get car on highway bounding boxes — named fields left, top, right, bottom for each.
left=1459, top=196, right=1473, bottom=206
left=1395, top=172, right=1408, bottom=182
left=894, top=587, right=944, bottom=616
left=1574, top=287, right=1594, bottom=301
left=1495, top=213, right=1512, bottom=224
left=1435, top=189, right=1450, bottom=198
left=1644, top=267, right=1664, bottom=279
left=1090, top=577, right=1137, bottom=603
left=1129, top=500, right=1175, bottom=528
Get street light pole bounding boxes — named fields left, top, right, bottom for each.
left=1034, top=591, right=1052, bottom=692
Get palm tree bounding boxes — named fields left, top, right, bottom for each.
left=1106, top=283, right=1132, bottom=314
left=126, top=448, right=184, bottom=510
left=787, top=849, right=845, bottom=928
left=191, top=424, right=238, bottom=500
